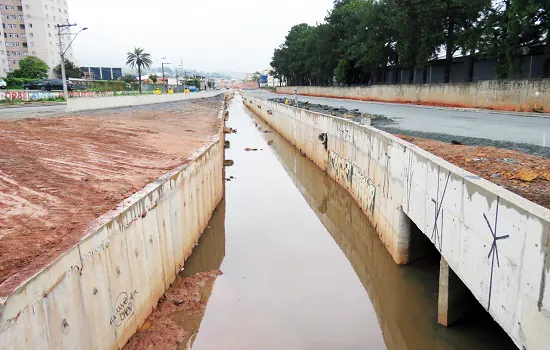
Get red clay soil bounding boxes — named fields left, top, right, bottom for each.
left=0, top=98, right=222, bottom=296
left=398, top=135, right=550, bottom=209
left=123, top=270, right=222, bottom=350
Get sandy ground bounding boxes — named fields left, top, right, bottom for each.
left=399, top=136, right=550, bottom=209
left=123, top=270, right=222, bottom=350
left=0, top=96, right=223, bottom=296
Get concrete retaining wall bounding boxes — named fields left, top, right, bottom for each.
left=66, top=90, right=224, bottom=112
left=244, top=93, right=550, bottom=350
left=277, top=80, right=550, bottom=112
left=0, top=114, right=225, bottom=349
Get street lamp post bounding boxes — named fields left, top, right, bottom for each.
left=56, top=24, right=87, bottom=100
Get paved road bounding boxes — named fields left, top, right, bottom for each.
left=0, top=91, right=225, bottom=121
left=247, top=90, right=550, bottom=147
left=0, top=104, right=67, bottom=121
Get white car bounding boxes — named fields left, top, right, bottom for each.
left=0, top=79, right=6, bottom=89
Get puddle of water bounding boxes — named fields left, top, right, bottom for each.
left=176, top=94, right=516, bottom=350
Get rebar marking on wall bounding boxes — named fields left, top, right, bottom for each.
left=484, top=196, right=509, bottom=311
left=431, top=169, right=450, bottom=252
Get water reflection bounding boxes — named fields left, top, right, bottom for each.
left=255, top=110, right=516, bottom=350
left=173, top=200, right=226, bottom=349
left=180, top=95, right=515, bottom=350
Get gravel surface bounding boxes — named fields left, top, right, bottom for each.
left=379, top=127, right=550, bottom=159
left=268, top=98, right=395, bottom=125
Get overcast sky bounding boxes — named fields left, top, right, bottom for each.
left=70, top=0, right=334, bottom=74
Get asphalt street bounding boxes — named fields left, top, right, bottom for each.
left=247, top=90, right=550, bottom=147
left=0, top=104, right=67, bottom=121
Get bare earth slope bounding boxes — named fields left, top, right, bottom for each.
left=0, top=96, right=222, bottom=296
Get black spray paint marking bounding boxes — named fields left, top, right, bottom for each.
left=352, top=164, right=377, bottom=215
left=483, top=196, right=510, bottom=312
left=431, top=169, right=451, bottom=252
left=405, top=151, right=415, bottom=214
left=109, top=290, right=138, bottom=327
left=538, top=255, right=546, bottom=312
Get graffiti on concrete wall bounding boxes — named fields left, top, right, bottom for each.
left=352, top=165, right=376, bottom=215
left=69, top=91, right=117, bottom=98
left=329, top=151, right=377, bottom=216
left=0, top=90, right=130, bottom=101
left=335, top=122, right=353, bottom=143
left=0, top=91, right=63, bottom=101
left=328, top=151, right=353, bottom=185
left=109, top=290, right=138, bottom=327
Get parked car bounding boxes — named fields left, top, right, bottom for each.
left=0, top=79, right=6, bottom=89
left=23, top=79, right=73, bottom=91
left=47, top=79, right=74, bottom=91
left=23, top=80, right=49, bottom=91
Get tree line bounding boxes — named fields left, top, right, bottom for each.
left=270, top=0, right=550, bottom=86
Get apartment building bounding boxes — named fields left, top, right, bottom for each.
left=0, top=0, right=73, bottom=77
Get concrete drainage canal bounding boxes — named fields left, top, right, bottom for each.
left=127, top=94, right=517, bottom=349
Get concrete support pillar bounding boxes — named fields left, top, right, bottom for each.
left=438, top=257, right=471, bottom=327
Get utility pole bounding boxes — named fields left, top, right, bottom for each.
left=161, top=61, right=171, bottom=93
left=184, top=70, right=187, bottom=89
left=175, top=66, right=179, bottom=92
left=55, top=23, right=77, bottom=100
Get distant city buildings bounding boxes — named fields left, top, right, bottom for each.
left=0, top=0, right=73, bottom=77
left=81, top=66, right=122, bottom=80
left=245, top=68, right=284, bottom=87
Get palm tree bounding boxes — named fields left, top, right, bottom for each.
left=126, top=47, right=152, bottom=93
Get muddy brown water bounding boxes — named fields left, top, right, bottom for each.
left=175, top=94, right=516, bottom=349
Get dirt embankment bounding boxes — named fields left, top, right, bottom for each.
left=0, top=97, right=222, bottom=296
left=124, top=270, right=222, bottom=350
left=399, top=136, right=550, bottom=209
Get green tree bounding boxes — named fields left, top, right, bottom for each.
left=343, top=0, right=396, bottom=84
left=326, top=0, right=371, bottom=84
left=482, top=1, right=542, bottom=79
left=432, top=0, right=491, bottom=83
left=271, top=23, right=317, bottom=85
left=7, top=56, right=49, bottom=79
left=53, top=58, right=83, bottom=79
left=271, top=0, right=550, bottom=85
left=149, top=73, right=158, bottom=86
left=120, top=73, right=136, bottom=84
left=126, top=47, right=152, bottom=93
left=387, top=0, right=442, bottom=83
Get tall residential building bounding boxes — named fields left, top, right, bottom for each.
left=0, top=0, right=73, bottom=77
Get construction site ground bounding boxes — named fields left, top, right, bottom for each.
left=0, top=96, right=223, bottom=296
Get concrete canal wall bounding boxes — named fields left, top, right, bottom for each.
left=277, top=80, right=550, bottom=112
left=244, top=94, right=550, bottom=350
left=66, top=90, right=224, bottom=112
left=0, top=113, right=226, bottom=349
